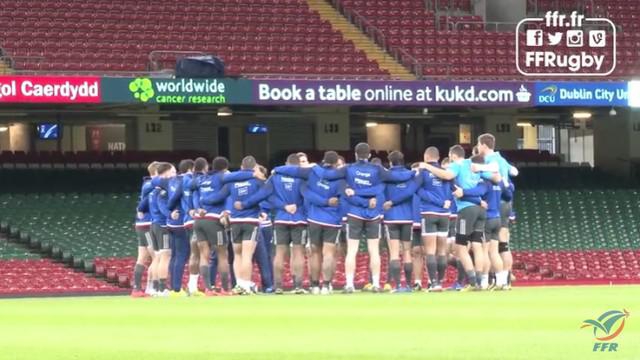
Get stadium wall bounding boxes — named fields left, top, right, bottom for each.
left=484, top=114, right=520, bottom=150
left=594, top=112, right=630, bottom=177
left=628, top=110, right=640, bottom=158
left=314, top=109, right=350, bottom=151
left=367, top=124, right=402, bottom=152
left=136, top=116, right=173, bottom=151
left=9, top=123, right=28, bottom=152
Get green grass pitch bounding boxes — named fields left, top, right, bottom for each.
left=0, top=286, right=637, bottom=360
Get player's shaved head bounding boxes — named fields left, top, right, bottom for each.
left=286, top=153, right=300, bottom=166
left=337, top=155, right=346, bottom=168
left=147, top=161, right=160, bottom=176
left=472, top=145, right=480, bottom=156
left=241, top=155, right=257, bottom=170
left=354, top=142, right=370, bottom=160
left=194, top=157, right=208, bottom=173
left=323, top=151, right=339, bottom=166
left=441, top=157, right=451, bottom=166
left=178, top=159, right=194, bottom=174
left=212, top=156, right=229, bottom=171
left=424, top=146, right=440, bottom=162
left=371, top=157, right=382, bottom=166
left=449, top=145, right=465, bottom=160
left=388, top=151, right=404, bottom=166
left=410, top=162, right=421, bottom=169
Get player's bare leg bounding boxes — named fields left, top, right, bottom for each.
left=273, top=245, right=287, bottom=294
left=367, top=238, right=381, bottom=292
left=321, top=242, right=336, bottom=294
left=412, top=245, right=424, bottom=290
left=387, top=237, right=402, bottom=290
left=292, top=244, right=306, bottom=293
left=344, top=239, right=360, bottom=293
left=216, top=244, right=230, bottom=293
left=422, top=234, right=438, bottom=290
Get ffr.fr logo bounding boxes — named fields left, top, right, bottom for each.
left=516, top=11, right=616, bottom=76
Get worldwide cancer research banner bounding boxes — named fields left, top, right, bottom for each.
left=0, top=76, right=101, bottom=103
left=253, top=80, right=535, bottom=106
left=100, top=77, right=254, bottom=105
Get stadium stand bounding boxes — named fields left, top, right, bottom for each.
left=333, top=0, right=640, bottom=78
left=0, top=226, right=124, bottom=296
left=1, top=0, right=636, bottom=79
left=0, top=0, right=391, bottom=78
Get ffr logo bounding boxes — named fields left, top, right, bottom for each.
left=516, top=11, right=616, bottom=76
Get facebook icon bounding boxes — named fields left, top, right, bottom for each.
left=526, top=29, right=544, bottom=46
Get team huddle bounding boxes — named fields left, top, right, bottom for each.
left=131, top=133, right=517, bottom=297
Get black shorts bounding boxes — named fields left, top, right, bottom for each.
left=274, top=224, right=307, bottom=246
left=384, top=223, right=412, bottom=242
left=308, top=223, right=341, bottom=246
left=500, top=201, right=512, bottom=229
left=194, top=219, right=228, bottom=247
left=421, top=214, right=450, bottom=237
left=230, top=223, right=258, bottom=244
left=448, top=216, right=457, bottom=239
left=411, top=227, right=422, bottom=247
left=339, top=223, right=347, bottom=244
left=456, top=206, right=486, bottom=236
left=187, top=229, right=197, bottom=243
left=347, top=217, right=381, bottom=240
left=136, top=228, right=153, bottom=248
left=485, top=217, right=501, bottom=241
left=150, top=224, right=170, bottom=251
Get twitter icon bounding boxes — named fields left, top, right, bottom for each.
left=547, top=32, right=563, bottom=46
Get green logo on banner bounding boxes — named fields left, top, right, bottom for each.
left=129, top=78, right=155, bottom=102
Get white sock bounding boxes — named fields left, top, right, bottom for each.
left=188, top=274, right=199, bottom=292
left=496, top=271, right=508, bottom=286
left=481, top=274, right=489, bottom=289
left=238, top=279, right=251, bottom=291
left=372, top=275, right=380, bottom=288
left=346, top=274, right=354, bottom=288
left=244, top=280, right=253, bottom=291
left=414, top=279, right=422, bottom=286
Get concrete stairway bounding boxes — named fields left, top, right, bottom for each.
left=307, top=0, right=416, bottom=80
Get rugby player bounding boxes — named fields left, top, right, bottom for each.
left=475, top=133, right=518, bottom=289
left=148, top=162, right=175, bottom=296
left=417, top=147, right=451, bottom=292
left=131, top=161, right=159, bottom=297
left=186, top=157, right=208, bottom=295
left=225, top=156, right=272, bottom=294
left=269, top=154, right=308, bottom=294
left=382, top=151, right=416, bottom=293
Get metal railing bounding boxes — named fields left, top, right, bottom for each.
left=527, top=0, right=596, bottom=16
left=332, top=0, right=421, bottom=76
left=10, top=69, right=174, bottom=78
left=453, top=21, right=526, bottom=32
